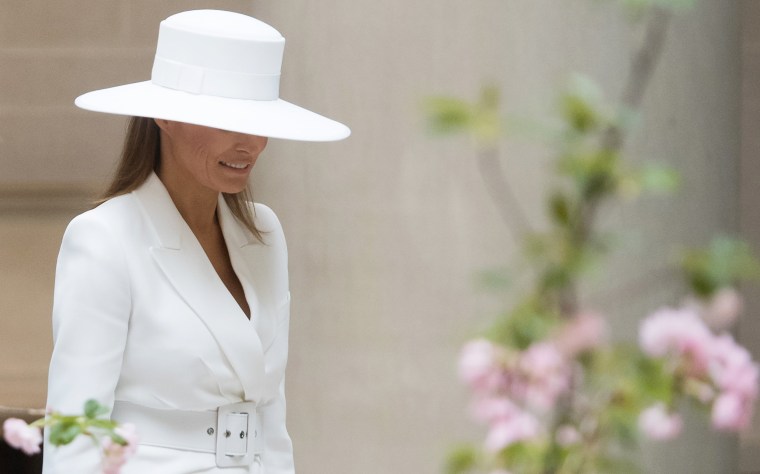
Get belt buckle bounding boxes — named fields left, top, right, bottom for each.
left=215, top=401, right=261, bottom=468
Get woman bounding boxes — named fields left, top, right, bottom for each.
left=43, top=9, right=349, bottom=474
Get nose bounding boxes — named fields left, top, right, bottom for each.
left=235, top=134, right=268, bottom=155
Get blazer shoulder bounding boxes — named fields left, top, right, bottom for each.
left=252, top=202, right=281, bottom=231
left=63, top=194, right=141, bottom=242
left=251, top=202, right=286, bottom=245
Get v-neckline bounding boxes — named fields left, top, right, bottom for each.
left=215, top=201, right=259, bottom=324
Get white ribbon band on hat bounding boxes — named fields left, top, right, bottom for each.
left=152, top=56, right=281, bottom=101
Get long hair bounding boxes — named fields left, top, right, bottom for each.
left=100, top=116, right=263, bottom=242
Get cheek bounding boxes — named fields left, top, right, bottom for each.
left=188, top=144, right=212, bottom=173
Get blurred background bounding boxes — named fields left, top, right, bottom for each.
left=0, top=0, right=758, bottom=472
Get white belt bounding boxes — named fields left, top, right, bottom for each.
left=111, top=400, right=263, bottom=468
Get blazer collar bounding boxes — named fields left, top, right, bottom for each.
left=131, top=172, right=268, bottom=402
left=133, top=172, right=183, bottom=250
left=132, top=172, right=263, bottom=250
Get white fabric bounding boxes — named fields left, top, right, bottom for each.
left=151, top=56, right=281, bottom=100
left=75, top=10, right=350, bottom=142
left=44, top=173, right=293, bottom=474
left=75, top=82, right=349, bottom=142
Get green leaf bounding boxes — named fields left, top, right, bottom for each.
left=633, top=355, right=672, bottom=403
left=549, top=192, right=572, bottom=226
left=445, top=444, right=478, bottom=474
left=424, top=96, right=474, bottom=135
left=561, top=94, right=599, bottom=134
left=637, top=163, right=680, bottom=194
left=558, top=149, right=621, bottom=201
left=487, top=297, right=559, bottom=349
left=110, top=432, right=128, bottom=446
left=89, top=418, right=119, bottom=430
left=472, top=86, right=502, bottom=143
left=559, top=75, right=606, bottom=134
left=48, top=420, right=82, bottom=446
left=501, top=440, right=550, bottom=472
left=681, top=237, right=760, bottom=296
left=84, top=399, right=108, bottom=419
left=596, top=454, right=641, bottom=474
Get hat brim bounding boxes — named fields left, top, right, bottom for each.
left=75, top=81, right=351, bottom=142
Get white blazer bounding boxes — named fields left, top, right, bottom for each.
left=44, top=173, right=293, bottom=473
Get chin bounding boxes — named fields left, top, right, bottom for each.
left=210, top=175, right=251, bottom=195
left=219, top=184, right=249, bottom=195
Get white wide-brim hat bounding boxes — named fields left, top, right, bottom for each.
left=75, top=10, right=350, bottom=142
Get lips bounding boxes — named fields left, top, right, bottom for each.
left=219, top=160, right=251, bottom=170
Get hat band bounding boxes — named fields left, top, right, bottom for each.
left=151, top=56, right=280, bottom=101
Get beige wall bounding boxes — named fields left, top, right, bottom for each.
left=0, top=0, right=749, bottom=473
left=740, top=0, right=760, bottom=471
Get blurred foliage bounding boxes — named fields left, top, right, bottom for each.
left=486, top=296, right=558, bottom=349
left=425, top=86, right=502, bottom=146
left=41, top=399, right=126, bottom=447
left=428, top=0, right=759, bottom=472
left=445, top=445, right=479, bottom=474
left=681, top=237, right=760, bottom=297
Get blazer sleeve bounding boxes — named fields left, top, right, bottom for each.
left=43, top=212, right=132, bottom=473
left=254, top=203, right=294, bottom=473
left=261, top=377, right=294, bottom=473
left=259, top=296, right=293, bottom=473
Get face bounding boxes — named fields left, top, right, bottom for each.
left=156, top=120, right=268, bottom=195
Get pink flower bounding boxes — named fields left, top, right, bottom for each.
left=555, top=425, right=581, bottom=446
left=638, top=403, right=683, bottom=440
left=459, top=339, right=506, bottom=393
left=2, top=418, right=42, bottom=455
left=712, top=393, right=752, bottom=431
left=116, top=423, right=139, bottom=455
left=484, top=411, right=540, bottom=452
left=555, top=311, right=607, bottom=357
left=709, top=334, right=759, bottom=400
left=470, top=396, right=520, bottom=424
left=517, top=342, right=571, bottom=412
left=639, top=307, right=713, bottom=375
left=703, top=288, right=743, bottom=330
left=101, top=423, right=138, bottom=474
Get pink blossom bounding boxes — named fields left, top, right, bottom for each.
left=459, top=339, right=506, bottom=393
left=2, top=418, right=42, bottom=455
left=517, top=342, right=571, bottom=412
left=703, top=288, right=743, bottom=330
left=101, top=423, right=138, bottom=474
left=709, top=334, right=759, bottom=400
left=712, top=393, right=752, bottom=431
left=115, top=423, right=139, bottom=452
left=555, top=425, right=581, bottom=446
left=638, top=403, right=683, bottom=440
left=470, top=396, right=520, bottom=424
left=484, top=411, right=540, bottom=452
left=639, top=307, right=713, bottom=375
left=555, top=311, right=608, bottom=357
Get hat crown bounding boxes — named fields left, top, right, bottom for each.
left=152, top=10, right=285, bottom=100
left=164, top=10, right=282, bottom=40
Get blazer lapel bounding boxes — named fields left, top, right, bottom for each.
left=217, top=197, right=277, bottom=352
left=132, top=173, right=265, bottom=403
